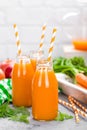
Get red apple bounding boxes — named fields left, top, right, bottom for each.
left=0, top=59, right=15, bottom=78
left=0, top=63, right=2, bottom=68
left=5, top=65, right=13, bottom=78
left=0, top=68, right=5, bottom=80
left=0, top=59, right=14, bottom=73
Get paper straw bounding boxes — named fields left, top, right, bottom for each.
left=59, top=99, right=87, bottom=118
left=47, top=28, right=57, bottom=62
left=13, top=24, right=22, bottom=56
left=69, top=96, right=87, bottom=113
left=39, top=24, right=46, bottom=51
left=68, top=96, right=80, bottom=123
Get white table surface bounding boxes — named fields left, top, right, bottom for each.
left=0, top=93, right=87, bottom=130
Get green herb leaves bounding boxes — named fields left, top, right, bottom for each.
left=55, top=112, right=73, bottom=121
left=9, top=114, right=29, bottom=123
left=0, top=102, right=30, bottom=123
left=58, top=87, right=63, bottom=93
left=53, top=56, right=87, bottom=80
left=0, top=102, right=73, bottom=123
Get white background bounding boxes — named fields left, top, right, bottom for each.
left=0, top=0, right=87, bottom=59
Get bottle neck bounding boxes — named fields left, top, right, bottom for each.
left=30, top=50, right=44, bottom=60
left=36, top=59, right=53, bottom=70
left=16, top=55, right=31, bottom=64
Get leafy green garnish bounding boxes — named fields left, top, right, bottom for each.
left=70, top=56, right=86, bottom=67
left=58, top=87, right=63, bottom=93
left=0, top=102, right=30, bottom=123
left=55, top=112, right=73, bottom=121
left=9, top=114, right=29, bottom=123
left=53, top=56, right=87, bottom=81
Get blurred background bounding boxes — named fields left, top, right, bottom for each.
left=0, top=0, right=87, bottom=60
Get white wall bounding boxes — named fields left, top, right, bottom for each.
left=0, top=0, right=87, bottom=60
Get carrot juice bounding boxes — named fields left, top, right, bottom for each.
left=12, top=56, right=34, bottom=107
left=72, top=39, right=87, bottom=50
left=30, top=50, right=44, bottom=71
left=30, top=59, right=37, bottom=71
left=32, top=60, right=58, bottom=120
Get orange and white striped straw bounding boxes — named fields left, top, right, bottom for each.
left=47, top=28, right=57, bottom=62
left=13, top=24, right=22, bottom=56
left=68, top=96, right=80, bottom=123
left=39, top=24, right=46, bottom=51
left=59, top=99, right=87, bottom=118
left=69, top=96, right=87, bottom=113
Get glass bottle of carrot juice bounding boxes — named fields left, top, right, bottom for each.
left=32, top=59, right=58, bottom=120
left=12, top=56, right=34, bottom=107
left=30, top=50, right=44, bottom=71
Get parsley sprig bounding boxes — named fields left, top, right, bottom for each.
left=0, top=102, right=30, bottom=123
left=0, top=103, right=73, bottom=123
left=55, top=111, right=73, bottom=121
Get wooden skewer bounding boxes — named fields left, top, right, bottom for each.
left=69, top=96, right=87, bottom=113
left=68, top=96, right=80, bottom=123
left=59, top=99, right=87, bottom=118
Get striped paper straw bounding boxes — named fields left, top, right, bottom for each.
left=13, top=24, right=22, bottom=56
left=47, top=28, right=57, bottom=62
left=59, top=99, right=87, bottom=118
left=39, top=24, right=46, bottom=51
left=68, top=96, right=80, bottom=123
left=69, top=96, right=87, bottom=113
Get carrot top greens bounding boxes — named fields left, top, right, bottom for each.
left=53, top=56, right=87, bottom=80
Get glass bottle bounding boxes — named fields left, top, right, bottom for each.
left=62, top=3, right=87, bottom=50
left=30, top=50, right=44, bottom=71
left=12, top=55, right=34, bottom=106
left=32, top=59, right=58, bottom=120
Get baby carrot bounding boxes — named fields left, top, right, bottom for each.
left=76, top=73, right=87, bottom=89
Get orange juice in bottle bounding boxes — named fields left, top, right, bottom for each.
left=72, top=39, right=87, bottom=50
left=30, top=50, right=44, bottom=71
left=12, top=56, right=34, bottom=107
left=32, top=59, right=58, bottom=120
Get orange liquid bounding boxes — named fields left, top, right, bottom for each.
left=32, top=68, right=58, bottom=120
left=72, top=39, right=87, bottom=50
left=31, top=59, right=37, bottom=71
left=12, top=61, right=34, bottom=106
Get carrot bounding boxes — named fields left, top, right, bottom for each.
left=77, top=83, right=87, bottom=90
left=76, top=73, right=87, bottom=89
